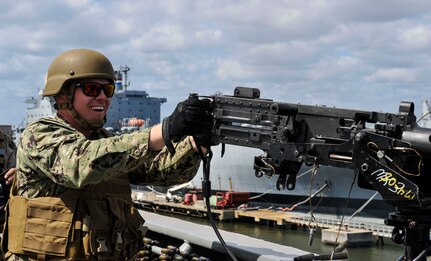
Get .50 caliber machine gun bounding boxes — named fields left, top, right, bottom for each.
left=197, top=87, right=431, bottom=261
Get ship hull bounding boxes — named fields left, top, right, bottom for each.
left=191, top=145, right=395, bottom=218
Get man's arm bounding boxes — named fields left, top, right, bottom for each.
left=129, top=136, right=202, bottom=187
left=148, top=124, right=164, bottom=151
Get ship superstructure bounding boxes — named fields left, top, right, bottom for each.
left=16, top=90, right=56, bottom=133
left=14, top=90, right=56, bottom=143
left=106, top=66, right=166, bottom=132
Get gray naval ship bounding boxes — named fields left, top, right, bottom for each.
left=14, top=71, right=431, bottom=219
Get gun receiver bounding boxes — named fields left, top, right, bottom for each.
left=205, top=87, right=431, bottom=212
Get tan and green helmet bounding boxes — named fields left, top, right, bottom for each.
left=43, top=49, right=115, bottom=97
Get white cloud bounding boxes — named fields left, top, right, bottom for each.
left=366, top=68, right=417, bottom=82
left=130, top=25, right=223, bottom=52
left=65, top=0, right=91, bottom=8
left=0, top=0, right=430, bottom=126
left=398, top=25, right=431, bottom=50
left=240, top=42, right=317, bottom=66
left=131, top=25, right=188, bottom=52
left=194, top=30, right=223, bottom=44
left=216, top=59, right=250, bottom=80
left=310, top=56, right=361, bottom=80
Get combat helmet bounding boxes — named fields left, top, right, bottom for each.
left=43, top=49, right=115, bottom=96
left=44, top=49, right=115, bottom=130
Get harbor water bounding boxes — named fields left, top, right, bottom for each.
left=148, top=211, right=404, bottom=261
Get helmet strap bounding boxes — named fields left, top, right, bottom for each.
left=55, top=85, right=105, bottom=130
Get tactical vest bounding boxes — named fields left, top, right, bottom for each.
left=2, top=174, right=147, bottom=260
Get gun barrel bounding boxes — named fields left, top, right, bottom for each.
left=270, top=103, right=298, bottom=115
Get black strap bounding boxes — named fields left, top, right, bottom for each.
left=162, top=117, right=176, bottom=155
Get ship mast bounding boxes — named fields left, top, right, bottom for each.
left=120, top=65, right=130, bottom=91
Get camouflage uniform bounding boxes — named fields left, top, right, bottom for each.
left=15, top=116, right=201, bottom=198
left=0, top=130, right=16, bottom=213
left=4, top=116, right=201, bottom=260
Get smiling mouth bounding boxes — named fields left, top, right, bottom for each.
left=91, top=106, right=105, bottom=112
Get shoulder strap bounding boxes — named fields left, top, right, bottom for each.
left=99, top=128, right=113, bottom=138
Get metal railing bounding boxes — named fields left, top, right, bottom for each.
left=288, top=213, right=393, bottom=238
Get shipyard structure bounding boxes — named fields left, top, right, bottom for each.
left=106, top=65, right=166, bottom=132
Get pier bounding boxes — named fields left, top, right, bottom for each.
left=132, top=191, right=393, bottom=246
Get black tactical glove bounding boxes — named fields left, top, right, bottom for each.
left=162, top=95, right=213, bottom=155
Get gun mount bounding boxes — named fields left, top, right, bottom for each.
left=201, top=87, right=431, bottom=260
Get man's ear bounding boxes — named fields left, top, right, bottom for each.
left=55, top=95, right=67, bottom=103
left=55, top=88, right=69, bottom=103
left=53, top=91, right=69, bottom=110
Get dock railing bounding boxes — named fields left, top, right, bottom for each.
left=288, top=213, right=393, bottom=238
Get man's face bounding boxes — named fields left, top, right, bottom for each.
left=72, top=78, right=112, bottom=127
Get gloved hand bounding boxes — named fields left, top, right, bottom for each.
left=162, top=95, right=213, bottom=155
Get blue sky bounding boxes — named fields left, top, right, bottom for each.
left=1, top=0, right=430, bottom=127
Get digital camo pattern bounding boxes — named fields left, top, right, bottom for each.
left=0, top=131, right=16, bottom=171
left=16, top=116, right=202, bottom=198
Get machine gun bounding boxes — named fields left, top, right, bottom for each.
left=196, top=87, right=431, bottom=261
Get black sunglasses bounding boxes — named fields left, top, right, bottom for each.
left=75, top=82, right=115, bottom=98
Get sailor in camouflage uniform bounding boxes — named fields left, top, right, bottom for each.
left=2, top=49, right=213, bottom=260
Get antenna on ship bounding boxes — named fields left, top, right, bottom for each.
left=120, top=65, right=130, bottom=91
left=115, top=65, right=131, bottom=91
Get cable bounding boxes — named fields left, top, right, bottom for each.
left=308, top=166, right=319, bottom=223
left=416, top=111, right=430, bottom=124
left=145, top=185, right=165, bottom=195
left=367, top=142, right=422, bottom=176
left=307, top=164, right=319, bottom=247
left=346, top=191, right=379, bottom=223
left=248, top=189, right=274, bottom=200
left=279, top=182, right=329, bottom=212
left=331, top=171, right=357, bottom=261
left=194, top=137, right=238, bottom=261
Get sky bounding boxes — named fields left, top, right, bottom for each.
left=1, top=0, right=431, bottom=127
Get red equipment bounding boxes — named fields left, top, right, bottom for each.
left=216, top=192, right=250, bottom=209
